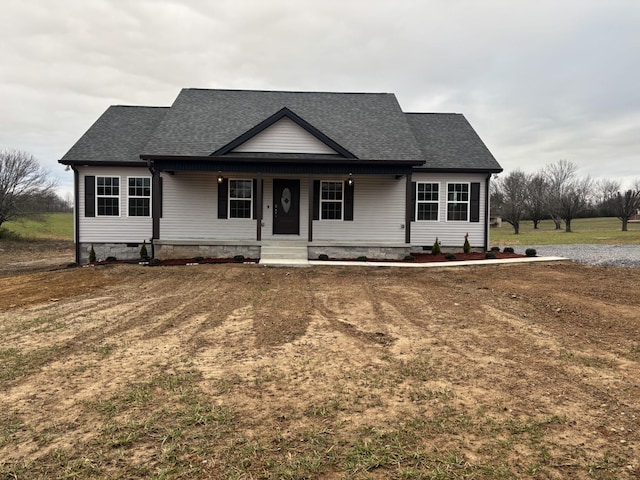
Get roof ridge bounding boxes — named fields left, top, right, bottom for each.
left=405, top=112, right=462, bottom=116
left=109, top=105, right=169, bottom=109
left=182, top=87, right=394, bottom=96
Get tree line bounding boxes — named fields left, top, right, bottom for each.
left=491, top=159, right=640, bottom=234
left=0, top=149, right=71, bottom=229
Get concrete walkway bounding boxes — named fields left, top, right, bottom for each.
left=260, top=256, right=568, bottom=268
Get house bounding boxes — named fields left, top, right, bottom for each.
left=59, top=88, right=502, bottom=264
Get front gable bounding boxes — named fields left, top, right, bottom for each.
left=212, top=107, right=356, bottom=158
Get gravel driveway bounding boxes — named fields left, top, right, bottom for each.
left=519, top=244, right=640, bottom=268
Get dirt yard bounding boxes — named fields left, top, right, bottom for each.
left=1, top=243, right=639, bottom=479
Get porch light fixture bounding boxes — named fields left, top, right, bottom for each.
left=217, top=173, right=224, bottom=184
left=347, top=173, right=354, bottom=186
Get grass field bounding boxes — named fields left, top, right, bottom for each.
left=490, top=217, right=640, bottom=245
left=1, top=213, right=73, bottom=241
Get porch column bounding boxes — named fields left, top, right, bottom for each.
left=256, top=172, right=263, bottom=241
left=151, top=168, right=161, bottom=240
left=405, top=173, right=412, bottom=244
left=308, top=176, right=314, bottom=242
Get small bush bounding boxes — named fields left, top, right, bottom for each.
left=432, top=238, right=441, bottom=255
left=105, top=256, right=117, bottom=262
left=525, top=248, right=537, bottom=257
left=356, top=256, right=368, bottom=262
left=66, top=262, right=78, bottom=268
left=491, top=246, right=501, bottom=252
left=463, top=233, right=471, bottom=254
left=445, top=253, right=457, bottom=260
left=233, top=254, right=245, bottom=262
left=192, top=256, right=204, bottom=263
left=139, top=241, right=148, bottom=259
left=503, top=247, right=515, bottom=254
left=403, top=255, right=415, bottom=262
left=149, top=258, right=162, bottom=266
left=88, top=244, right=96, bottom=263
left=318, top=254, right=329, bottom=261
left=485, top=252, right=497, bottom=259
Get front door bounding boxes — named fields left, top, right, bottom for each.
left=273, top=179, right=300, bottom=235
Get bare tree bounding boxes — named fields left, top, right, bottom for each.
left=594, top=178, right=621, bottom=216
left=602, top=180, right=640, bottom=231
left=0, top=149, right=57, bottom=228
left=492, top=169, right=529, bottom=234
left=544, top=160, right=593, bottom=233
left=525, top=173, right=549, bottom=229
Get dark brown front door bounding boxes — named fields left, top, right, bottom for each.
left=273, top=179, right=300, bottom=235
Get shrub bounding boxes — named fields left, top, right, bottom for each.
left=525, top=248, right=537, bottom=257
left=503, top=247, right=515, bottom=254
left=356, top=256, right=368, bottom=262
left=318, top=254, right=329, bottom=261
left=106, top=256, right=117, bottom=262
left=491, top=246, right=501, bottom=252
left=432, top=238, right=441, bottom=255
left=445, top=253, right=457, bottom=260
left=66, top=262, right=78, bottom=268
left=149, top=258, right=162, bottom=266
left=463, top=233, right=471, bottom=254
left=233, top=254, right=245, bottom=262
left=139, top=241, right=148, bottom=259
left=192, top=256, right=204, bottom=263
left=485, top=252, right=497, bottom=259
left=88, top=244, right=96, bottom=263
left=403, top=255, right=415, bottom=262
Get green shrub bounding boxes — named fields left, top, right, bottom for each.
left=318, top=254, right=329, bottom=261
left=139, top=241, right=148, bottom=259
left=491, top=246, right=501, bottom=252
left=149, top=258, right=162, bottom=266
left=503, top=247, right=515, bottom=254
left=403, top=255, right=415, bottom=262
left=463, top=233, right=471, bottom=254
left=106, top=256, right=117, bottom=262
left=525, top=248, right=537, bottom=257
left=233, top=254, right=245, bottom=262
left=356, top=256, right=368, bottom=262
left=432, top=238, right=441, bottom=255
left=66, top=262, right=78, bottom=268
left=485, top=252, right=497, bottom=259
left=192, top=256, right=204, bottom=263
left=445, top=253, right=457, bottom=260
left=88, top=244, right=96, bottom=263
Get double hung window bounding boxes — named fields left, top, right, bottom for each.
left=416, top=182, right=439, bottom=221
left=447, top=183, right=469, bottom=221
left=320, top=181, right=343, bottom=220
left=229, top=179, right=253, bottom=218
left=128, top=177, right=151, bottom=216
left=96, top=176, right=120, bottom=216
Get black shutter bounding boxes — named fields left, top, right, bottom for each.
left=85, top=176, right=95, bottom=217
left=313, top=180, right=320, bottom=221
left=217, top=178, right=228, bottom=219
left=344, top=180, right=354, bottom=221
left=411, top=182, right=417, bottom=221
left=159, top=176, right=163, bottom=218
left=470, top=182, right=480, bottom=222
left=252, top=178, right=258, bottom=219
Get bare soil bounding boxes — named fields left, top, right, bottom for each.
left=1, top=242, right=639, bottom=478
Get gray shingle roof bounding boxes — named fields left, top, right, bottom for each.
left=142, top=89, right=424, bottom=161
left=61, top=106, right=168, bottom=163
left=405, top=113, right=502, bottom=172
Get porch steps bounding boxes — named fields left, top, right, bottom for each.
left=259, top=241, right=309, bottom=267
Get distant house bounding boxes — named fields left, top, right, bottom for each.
left=59, top=89, right=502, bottom=263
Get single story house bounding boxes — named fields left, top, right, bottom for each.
left=59, top=88, right=502, bottom=263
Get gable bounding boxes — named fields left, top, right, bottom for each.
left=232, top=117, right=339, bottom=155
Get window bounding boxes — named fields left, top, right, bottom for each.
left=96, top=176, right=119, bottom=216
left=128, top=177, right=151, bottom=216
left=417, top=182, right=439, bottom=221
left=320, top=181, right=343, bottom=220
left=229, top=179, right=252, bottom=218
left=447, top=183, right=469, bottom=221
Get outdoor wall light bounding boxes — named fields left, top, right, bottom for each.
left=347, top=173, right=354, bottom=186
left=217, top=173, right=224, bottom=184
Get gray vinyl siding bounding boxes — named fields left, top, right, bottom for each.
left=411, top=172, right=488, bottom=247
left=313, top=175, right=406, bottom=243
left=232, top=117, right=337, bottom=154
left=161, top=172, right=255, bottom=240
left=77, top=166, right=152, bottom=243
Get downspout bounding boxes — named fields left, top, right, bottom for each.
left=71, top=166, right=81, bottom=264
left=484, top=173, right=491, bottom=251
left=147, top=160, right=158, bottom=259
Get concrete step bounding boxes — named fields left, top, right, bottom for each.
left=260, top=243, right=309, bottom=266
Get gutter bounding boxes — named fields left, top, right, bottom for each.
left=484, top=173, right=491, bottom=251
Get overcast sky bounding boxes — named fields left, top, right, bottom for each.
left=1, top=0, right=638, bottom=197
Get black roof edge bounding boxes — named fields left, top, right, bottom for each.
left=211, top=107, right=357, bottom=159
left=412, top=167, right=503, bottom=174
left=141, top=154, right=423, bottom=166
left=58, top=159, right=149, bottom=167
